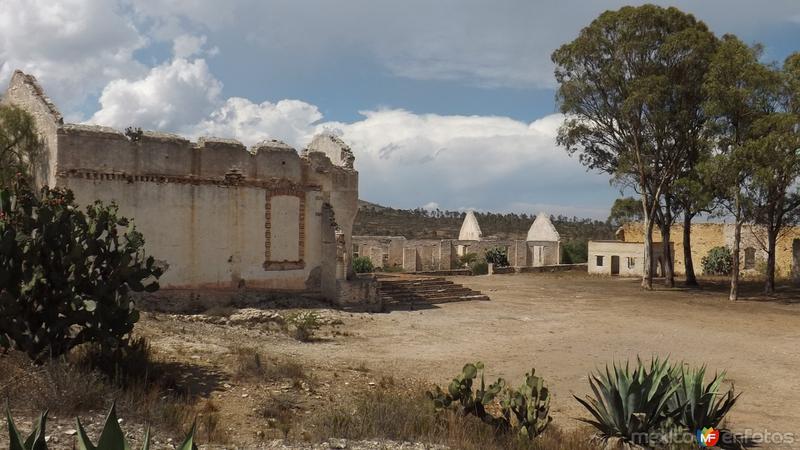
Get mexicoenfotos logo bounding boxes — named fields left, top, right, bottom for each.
left=697, top=427, right=720, bottom=447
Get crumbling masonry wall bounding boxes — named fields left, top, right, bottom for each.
left=619, top=222, right=800, bottom=278
left=353, top=236, right=560, bottom=272
left=3, top=71, right=359, bottom=298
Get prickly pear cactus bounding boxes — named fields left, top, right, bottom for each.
left=429, top=363, right=552, bottom=439
left=0, top=176, right=163, bottom=361
left=427, top=362, right=506, bottom=427
left=502, top=368, right=552, bottom=438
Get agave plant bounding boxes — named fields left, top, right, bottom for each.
left=574, top=357, right=680, bottom=446
left=670, top=364, right=739, bottom=431
left=6, top=403, right=197, bottom=450
left=7, top=408, right=47, bottom=450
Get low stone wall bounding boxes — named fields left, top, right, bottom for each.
left=409, top=269, right=472, bottom=276
left=514, top=263, right=587, bottom=274
left=335, top=276, right=383, bottom=312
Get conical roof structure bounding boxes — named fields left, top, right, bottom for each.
left=526, top=212, right=560, bottom=242
left=458, top=210, right=483, bottom=241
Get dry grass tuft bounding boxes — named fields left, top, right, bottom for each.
left=306, top=387, right=602, bottom=450
left=0, top=337, right=200, bottom=437
left=260, top=393, right=298, bottom=438
left=232, top=346, right=307, bottom=382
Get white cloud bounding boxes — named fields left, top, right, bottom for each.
left=0, top=0, right=145, bottom=111
left=172, top=34, right=216, bottom=58
left=90, top=58, right=222, bottom=131
left=314, top=110, right=614, bottom=216
left=422, top=202, right=440, bottom=210
left=188, top=97, right=322, bottom=148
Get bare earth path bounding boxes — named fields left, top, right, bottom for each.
left=275, top=273, right=800, bottom=441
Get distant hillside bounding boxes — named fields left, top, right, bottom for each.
left=353, top=201, right=616, bottom=263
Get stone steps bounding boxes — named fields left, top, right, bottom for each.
left=379, top=276, right=489, bottom=306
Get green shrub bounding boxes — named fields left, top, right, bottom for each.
left=561, top=239, right=588, bottom=264
left=0, top=177, right=163, bottom=362
left=701, top=246, right=733, bottom=276
left=470, top=260, right=489, bottom=275
left=285, top=311, right=322, bottom=341
left=484, top=247, right=510, bottom=267
left=6, top=403, right=198, bottom=450
left=459, top=252, right=478, bottom=267
left=352, top=256, right=375, bottom=273
left=427, top=362, right=552, bottom=439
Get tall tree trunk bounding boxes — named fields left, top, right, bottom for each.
left=765, top=227, right=777, bottom=294
left=730, top=198, right=742, bottom=301
left=643, top=215, right=655, bottom=290
left=683, top=212, right=699, bottom=287
left=660, top=221, right=674, bottom=288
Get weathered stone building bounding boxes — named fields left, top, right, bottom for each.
left=353, top=212, right=561, bottom=272
left=588, top=221, right=800, bottom=280
left=2, top=71, right=370, bottom=304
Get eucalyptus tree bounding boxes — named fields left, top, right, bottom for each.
left=672, top=153, right=715, bottom=287
left=742, top=54, right=800, bottom=294
left=608, top=197, right=643, bottom=228
left=703, top=35, right=778, bottom=300
left=552, top=5, right=716, bottom=289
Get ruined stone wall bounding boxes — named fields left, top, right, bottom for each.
left=619, top=222, right=800, bottom=277
left=4, top=72, right=359, bottom=297
left=352, top=236, right=560, bottom=272
left=1, top=71, right=62, bottom=188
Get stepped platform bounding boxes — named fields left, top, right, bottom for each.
left=376, top=274, right=490, bottom=308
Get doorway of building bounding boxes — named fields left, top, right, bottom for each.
left=611, top=255, right=620, bottom=275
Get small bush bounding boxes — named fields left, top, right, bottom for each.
left=484, top=247, right=510, bottom=267
left=561, top=239, right=588, bottom=264
left=701, top=246, right=733, bottom=276
left=285, top=311, right=323, bottom=341
left=470, top=260, right=489, bottom=275
left=0, top=176, right=163, bottom=362
left=459, top=252, right=478, bottom=267
left=352, top=256, right=375, bottom=273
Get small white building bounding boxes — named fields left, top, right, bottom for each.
left=588, top=240, right=670, bottom=276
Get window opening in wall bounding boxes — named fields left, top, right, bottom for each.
left=627, top=257, right=636, bottom=269
left=596, top=255, right=604, bottom=266
left=744, top=247, right=756, bottom=270
left=352, top=243, right=359, bottom=258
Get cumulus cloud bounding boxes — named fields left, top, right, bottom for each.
left=90, top=58, right=222, bottom=130
left=0, top=0, right=145, bottom=111
left=188, top=97, right=322, bottom=148
left=314, top=110, right=613, bottom=216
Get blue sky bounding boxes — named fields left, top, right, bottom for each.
left=2, top=0, right=799, bottom=218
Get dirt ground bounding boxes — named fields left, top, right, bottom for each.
left=132, top=272, right=800, bottom=448
left=7, top=272, right=798, bottom=448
